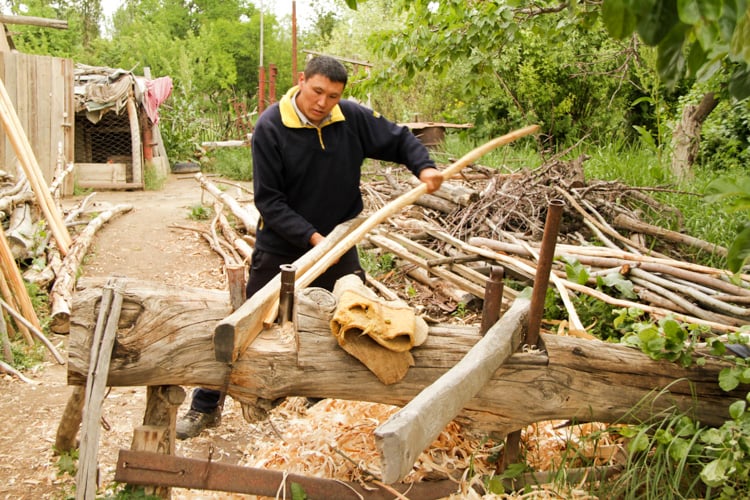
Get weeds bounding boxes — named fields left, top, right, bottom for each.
left=188, top=205, right=212, bottom=220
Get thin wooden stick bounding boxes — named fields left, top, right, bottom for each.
left=0, top=298, right=65, bottom=364
left=0, top=359, right=37, bottom=384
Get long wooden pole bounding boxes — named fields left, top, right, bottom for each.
left=375, top=298, right=529, bottom=484
left=0, top=78, right=72, bottom=254
left=0, top=226, right=42, bottom=342
left=295, top=124, right=539, bottom=290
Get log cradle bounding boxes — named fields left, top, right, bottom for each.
left=67, top=277, right=745, bottom=446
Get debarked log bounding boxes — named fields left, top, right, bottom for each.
left=68, top=278, right=746, bottom=437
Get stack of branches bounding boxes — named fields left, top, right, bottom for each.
left=195, top=154, right=746, bottom=336
left=354, top=155, right=746, bottom=336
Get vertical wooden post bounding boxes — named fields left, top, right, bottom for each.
left=126, top=96, right=143, bottom=188
left=131, top=385, right=186, bottom=499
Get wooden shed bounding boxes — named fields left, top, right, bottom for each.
left=73, top=64, right=172, bottom=190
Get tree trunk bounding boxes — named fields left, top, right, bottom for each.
left=671, top=92, right=719, bottom=181
left=68, top=278, right=745, bottom=438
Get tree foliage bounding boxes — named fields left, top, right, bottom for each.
left=601, top=0, right=750, bottom=100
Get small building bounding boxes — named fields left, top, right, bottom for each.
left=0, top=18, right=171, bottom=195
left=73, top=64, right=172, bottom=190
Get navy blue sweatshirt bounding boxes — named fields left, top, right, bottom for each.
left=251, top=86, right=436, bottom=257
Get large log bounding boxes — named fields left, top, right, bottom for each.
left=50, top=203, right=133, bottom=333
left=68, top=278, right=746, bottom=438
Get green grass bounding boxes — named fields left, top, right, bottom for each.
left=201, top=147, right=252, bottom=181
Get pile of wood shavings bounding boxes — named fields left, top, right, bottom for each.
left=241, top=400, right=619, bottom=499
left=522, top=420, right=623, bottom=470
left=242, top=398, right=500, bottom=485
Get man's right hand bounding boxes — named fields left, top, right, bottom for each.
left=309, top=232, right=325, bottom=246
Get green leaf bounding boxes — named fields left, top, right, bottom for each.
left=564, top=257, right=590, bottom=284
left=730, top=7, right=750, bottom=62
left=637, top=0, right=680, bottom=45
left=343, top=0, right=359, bottom=9
left=719, top=367, right=741, bottom=391
left=677, top=0, right=701, bottom=24
left=628, top=431, right=651, bottom=452
left=727, top=223, right=750, bottom=273
left=700, top=458, right=730, bottom=487
left=657, top=23, right=689, bottom=88
left=669, top=437, right=691, bottom=460
left=701, top=427, right=725, bottom=445
left=728, top=63, right=750, bottom=100
left=602, top=0, right=638, bottom=39
left=729, top=400, right=746, bottom=419
left=686, top=39, right=707, bottom=75
left=600, top=273, right=637, bottom=298
left=697, top=0, right=723, bottom=21
left=291, top=482, right=308, bottom=500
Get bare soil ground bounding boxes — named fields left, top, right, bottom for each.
left=0, top=173, right=264, bottom=499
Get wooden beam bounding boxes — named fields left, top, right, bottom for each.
left=0, top=14, right=68, bottom=29
left=374, top=298, right=528, bottom=484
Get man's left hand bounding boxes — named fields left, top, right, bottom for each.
left=419, top=167, right=443, bottom=194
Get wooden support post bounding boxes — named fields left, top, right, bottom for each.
left=131, top=385, right=186, bottom=499
left=76, top=279, right=125, bottom=500
left=226, top=264, right=246, bottom=312
left=501, top=199, right=564, bottom=473
left=374, top=298, right=529, bottom=484
left=55, top=386, right=85, bottom=453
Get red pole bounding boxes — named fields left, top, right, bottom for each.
left=269, top=64, right=278, bottom=104
left=258, top=65, right=266, bottom=115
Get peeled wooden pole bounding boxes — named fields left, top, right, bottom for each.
left=374, top=298, right=529, bottom=484
left=126, top=96, right=143, bottom=188
left=0, top=78, right=72, bottom=254
left=295, top=125, right=540, bottom=291
left=0, top=226, right=42, bottom=342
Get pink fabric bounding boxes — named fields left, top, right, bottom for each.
left=144, top=76, right=173, bottom=124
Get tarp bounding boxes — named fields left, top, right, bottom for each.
left=73, top=63, right=171, bottom=124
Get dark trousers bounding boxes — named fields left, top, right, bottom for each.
left=190, top=246, right=364, bottom=413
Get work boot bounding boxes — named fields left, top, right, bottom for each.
left=175, top=408, right=221, bottom=440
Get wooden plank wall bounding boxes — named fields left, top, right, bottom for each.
left=0, top=51, right=74, bottom=195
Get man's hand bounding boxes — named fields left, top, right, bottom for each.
left=419, top=167, right=443, bottom=194
left=309, top=232, right=325, bottom=246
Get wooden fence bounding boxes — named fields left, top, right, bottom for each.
left=0, top=50, right=74, bottom=195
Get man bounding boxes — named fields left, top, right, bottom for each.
left=176, top=55, right=442, bottom=439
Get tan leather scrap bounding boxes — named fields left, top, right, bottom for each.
left=330, top=275, right=428, bottom=384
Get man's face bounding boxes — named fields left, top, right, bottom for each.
left=296, top=73, right=344, bottom=126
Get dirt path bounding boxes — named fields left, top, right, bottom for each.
left=0, top=174, right=261, bottom=499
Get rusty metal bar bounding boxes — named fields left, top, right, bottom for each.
left=278, top=264, right=296, bottom=323
left=479, top=266, right=504, bottom=335
left=499, top=199, right=565, bottom=474
left=115, top=449, right=461, bottom=500
left=526, top=199, right=565, bottom=347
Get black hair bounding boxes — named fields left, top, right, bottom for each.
left=304, top=56, right=348, bottom=86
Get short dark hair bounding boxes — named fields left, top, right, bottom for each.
left=304, top=56, right=348, bottom=86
